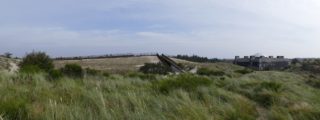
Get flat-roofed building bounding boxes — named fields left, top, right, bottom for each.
left=234, top=54, right=291, bottom=70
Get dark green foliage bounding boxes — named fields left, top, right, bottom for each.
left=102, top=72, right=110, bottom=77
left=0, top=98, right=28, bottom=120
left=176, top=54, right=220, bottom=63
left=307, top=78, right=320, bottom=89
left=19, top=51, right=54, bottom=73
left=61, top=64, right=84, bottom=78
left=235, top=69, right=253, bottom=74
left=154, top=74, right=212, bottom=93
left=139, top=63, right=172, bottom=75
left=19, top=65, right=42, bottom=74
left=197, top=67, right=225, bottom=76
left=253, top=91, right=277, bottom=107
left=48, top=69, right=63, bottom=80
left=85, top=68, right=100, bottom=76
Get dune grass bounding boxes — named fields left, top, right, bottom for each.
left=0, top=67, right=320, bottom=119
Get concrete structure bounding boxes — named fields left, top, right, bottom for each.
left=233, top=54, right=290, bottom=70
left=157, top=54, right=185, bottom=73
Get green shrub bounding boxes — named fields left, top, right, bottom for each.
left=48, top=69, right=63, bottom=80
left=197, top=68, right=225, bottom=76
left=235, top=69, right=253, bottom=74
left=154, top=74, right=212, bottom=93
left=85, top=68, right=100, bottom=76
left=19, top=51, right=54, bottom=73
left=61, top=64, right=84, bottom=78
left=19, top=65, right=42, bottom=74
left=102, top=72, right=110, bottom=77
left=139, top=63, right=172, bottom=75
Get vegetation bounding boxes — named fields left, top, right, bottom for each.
left=176, top=54, right=220, bottom=63
left=139, top=63, right=172, bottom=75
left=153, top=74, right=212, bottom=93
left=235, top=68, right=254, bottom=74
left=197, top=67, right=225, bottom=76
left=60, top=64, right=84, bottom=78
left=19, top=65, right=42, bottom=74
left=85, top=68, right=100, bottom=76
left=48, top=69, right=63, bottom=80
left=19, top=51, right=54, bottom=73
left=1, top=68, right=320, bottom=120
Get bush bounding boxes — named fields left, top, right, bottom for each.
left=85, top=68, right=100, bottom=76
left=235, top=69, right=253, bottom=74
left=19, top=51, right=54, bottom=73
left=102, top=72, right=110, bottom=77
left=154, top=74, right=212, bottom=93
left=48, top=69, right=63, bottom=80
left=197, top=68, right=225, bottom=76
left=61, top=64, right=84, bottom=78
left=139, top=63, right=172, bottom=75
left=19, top=65, right=42, bottom=74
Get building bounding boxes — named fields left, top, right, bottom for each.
left=233, top=54, right=291, bottom=70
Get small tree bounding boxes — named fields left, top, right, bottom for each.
left=19, top=51, right=54, bottom=73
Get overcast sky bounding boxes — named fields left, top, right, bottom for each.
left=0, top=0, right=320, bottom=58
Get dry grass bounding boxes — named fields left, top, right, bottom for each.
left=54, top=56, right=160, bottom=73
left=53, top=56, right=195, bottom=74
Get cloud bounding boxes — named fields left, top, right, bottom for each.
left=1, top=0, right=320, bottom=58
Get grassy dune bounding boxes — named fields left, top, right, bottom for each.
left=0, top=65, right=320, bottom=119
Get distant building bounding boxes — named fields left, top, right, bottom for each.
left=233, top=54, right=291, bottom=70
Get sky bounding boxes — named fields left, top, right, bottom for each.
left=0, top=0, right=320, bottom=58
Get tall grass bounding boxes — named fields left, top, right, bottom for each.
left=0, top=70, right=320, bottom=119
